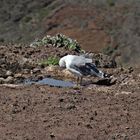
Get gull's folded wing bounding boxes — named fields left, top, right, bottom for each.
left=71, top=63, right=104, bottom=77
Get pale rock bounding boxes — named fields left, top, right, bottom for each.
left=0, top=77, right=5, bottom=84
left=45, top=66, right=59, bottom=73
left=18, top=57, right=32, bottom=66
left=14, top=73, right=23, bottom=78
left=23, top=69, right=30, bottom=74
left=6, top=71, right=13, bottom=76
left=4, top=76, right=14, bottom=83
left=62, top=69, right=73, bottom=78
left=110, top=76, right=117, bottom=84
left=0, top=84, right=20, bottom=88
left=115, top=91, right=132, bottom=96
left=31, top=68, right=41, bottom=74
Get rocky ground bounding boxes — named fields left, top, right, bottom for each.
left=0, top=44, right=140, bottom=140
left=0, top=0, right=140, bottom=139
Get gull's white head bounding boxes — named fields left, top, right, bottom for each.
left=59, top=57, right=66, bottom=68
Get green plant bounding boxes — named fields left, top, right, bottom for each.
left=30, top=33, right=82, bottom=52
left=39, top=56, right=59, bottom=66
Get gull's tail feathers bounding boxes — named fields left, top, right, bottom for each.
left=86, top=63, right=107, bottom=78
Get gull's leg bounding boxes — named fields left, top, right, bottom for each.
left=76, top=77, right=79, bottom=86
left=80, top=77, right=83, bottom=85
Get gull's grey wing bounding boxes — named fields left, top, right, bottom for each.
left=70, top=63, right=100, bottom=76
left=69, top=56, right=92, bottom=66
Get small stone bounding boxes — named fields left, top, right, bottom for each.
left=6, top=71, right=13, bottom=76
left=4, top=76, right=14, bottom=83
left=110, top=76, right=117, bottom=84
left=73, top=85, right=81, bottom=90
left=66, top=104, right=76, bottom=110
left=23, top=69, right=30, bottom=74
left=18, top=57, right=28, bottom=65
left=14, top=73, right=23, bottom=78
left=0, top=77, right=5, bottom=84
left=128, top=67, right=133, bottom=73
left=2, top=84, right=20, bottom=88
left=50, top=133, right=55, bottom=138
left=31, top=68, right=41, bottom=74
left=45, top=66, right=58, bottom=73
left=19, top=57, right=33, bottom=68
left=126, top=127, right=130, bottom=129
left=86, top=124, right=92, bottom=129
left=59, top=98, right=64, bottom=102
left=121, top=91, right=131, bottom=95
left=62, top=69, right=73, bottom=78
left=39, top=87, right=46, bottom=93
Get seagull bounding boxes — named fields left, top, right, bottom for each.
left=59, top=55, right=108, bottom=85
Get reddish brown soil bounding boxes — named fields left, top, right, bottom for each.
left=44, top=5, right=110, bottom=53
left=0, top=82, right=140, bottom=140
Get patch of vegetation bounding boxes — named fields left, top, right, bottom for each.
left=30, top=33, right=82, bottom=52
left=39, top=56, right=59, bottom=66
left=106, top=0, right=116, bottom=6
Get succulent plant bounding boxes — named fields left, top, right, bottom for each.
left=30, top=33, right=82, bottom=52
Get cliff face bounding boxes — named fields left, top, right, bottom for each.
left=0, top=0, right=139, bottom=66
